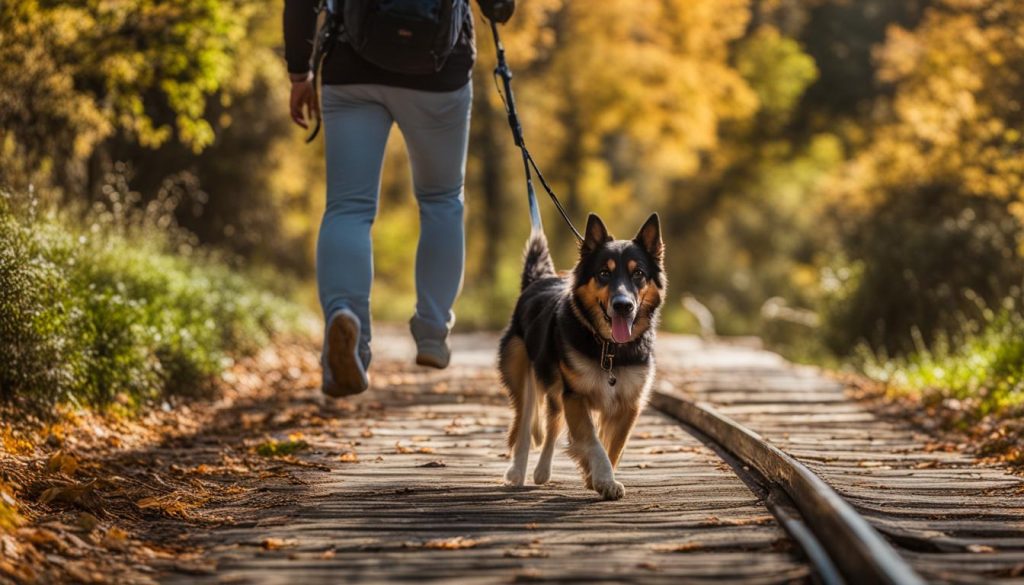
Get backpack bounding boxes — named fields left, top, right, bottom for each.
left=340, top=0, right=469, bottom=75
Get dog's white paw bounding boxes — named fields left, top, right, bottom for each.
left=592, top=476, right=625, bottom=500
left=504, top=464, right=526, bottom=487
left=533, top=463, right=551, bottom=485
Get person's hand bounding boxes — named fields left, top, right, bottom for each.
left=481, top=0, right=514, bottom=23
left=289, top=73, right=318, bottom=130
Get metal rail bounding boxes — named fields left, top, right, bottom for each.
left=651, top=387, right=927, bottom=585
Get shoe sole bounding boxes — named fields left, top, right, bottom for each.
left=324, top=312, right=368, bottom=397
left=416, top=352, right=449, bottom=370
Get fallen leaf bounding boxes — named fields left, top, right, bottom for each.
left=423, top=536, right=480, bottom=550
left=101, top=527, right=131, bottom=551
left=262, top=538, right=298, bottom=550
left=338, top=452, right=359, bottom=463
left=419, top=460, right=446, bottom=468
left=637, top=562, right=660, bottom=571
left=967, top=544, right=996, bottom=553
left=38, top=482, right=101, bottom=512
left=47, top=450, right=79, bottom=476
left=76, top=512, right=100, bottom=532
left=653, top=542, right=704, bottom=553
left=135, top=492, right=203, bottom=518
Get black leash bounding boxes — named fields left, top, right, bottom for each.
left=489, top=20, right=583, bottom=243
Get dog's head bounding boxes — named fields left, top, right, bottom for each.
left=572, top=213, right=666, bottom=344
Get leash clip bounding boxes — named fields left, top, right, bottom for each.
left=600, top=340, right=617, bottom=387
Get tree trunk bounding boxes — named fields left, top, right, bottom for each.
left=554, top=99, right=584, bottom=265
left=472, top=68, right=507, bottom=286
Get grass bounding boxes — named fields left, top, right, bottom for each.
left=859, top=303, right=1024, bottom=420
left=0, top=189, right=305, bottom=414
left=856, top=299, right=1024, bottom=466
left=256, top=438, right=310, bottom=457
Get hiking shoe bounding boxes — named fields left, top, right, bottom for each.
left=415, top=339, right=451, bottom=369
left=410, top=316, right=451, bottom=370
left=322, top=308, right=369, bottom=397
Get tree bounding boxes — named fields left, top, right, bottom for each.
left=510, top=0, right=758, bottom=258
left=823, top=0, right=1024, bottom=353
left=0, top=0, right=252, bottom=196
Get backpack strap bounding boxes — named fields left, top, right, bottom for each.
left=306, top=1, right=343, bottom=143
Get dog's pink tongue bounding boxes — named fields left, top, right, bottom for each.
left=611, top=315, right=633, bottom=344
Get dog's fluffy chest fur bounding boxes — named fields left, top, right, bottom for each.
left=564, top=346, right=654, bottom=411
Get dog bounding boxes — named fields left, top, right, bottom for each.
left=498, top=213, right=665, bottom=500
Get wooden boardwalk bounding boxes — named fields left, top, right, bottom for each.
left=160, top=331, right=1024, bottom=584
left=169, top=332, right=809, bottom=584
left=657, top=336, right=1024, bottom=584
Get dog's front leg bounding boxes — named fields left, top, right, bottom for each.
left=600, top=404, right=641, bottom=469
left=563, top=390, right=624, bottom=500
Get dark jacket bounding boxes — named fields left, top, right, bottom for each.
left=284, top=0, right=512, bottom=93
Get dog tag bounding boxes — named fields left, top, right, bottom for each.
left=608, top=374, right=617, bottom=386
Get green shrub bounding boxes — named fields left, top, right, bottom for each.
left=822, top=184, right=1024, bottom=356
left=0, top=191, right=302, bottom=412
left=860, top=299, right=1024, bottom=419
left=0, top=207, right=79, bottom=406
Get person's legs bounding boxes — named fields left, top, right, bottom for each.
left=318, top=85, right=393, bottom=371
left=384, top=83, right=472, bottom=366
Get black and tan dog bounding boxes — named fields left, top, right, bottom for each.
left=498, top=213, right=665, bottom=500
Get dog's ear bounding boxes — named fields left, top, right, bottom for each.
left=633, top=213, right=663, bottom=264
left=581, top=213, right=612, bottom=256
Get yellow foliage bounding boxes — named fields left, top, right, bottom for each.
left=846, top=0, right=1024, bottom=217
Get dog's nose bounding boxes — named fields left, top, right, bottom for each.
left=611, top=296, right=635, bottom=316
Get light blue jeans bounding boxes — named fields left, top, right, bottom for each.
left=318, top=83, right=472, bottom=363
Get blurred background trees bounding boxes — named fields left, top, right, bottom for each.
left=3, top=0, right=1024, bottom=363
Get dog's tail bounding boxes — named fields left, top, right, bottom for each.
left=520, top=230, right=556, bottom=291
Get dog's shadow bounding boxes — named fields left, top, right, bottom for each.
left=305, top=480, right=620, bottom=538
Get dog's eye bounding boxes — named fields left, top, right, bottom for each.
left=598, top=269, right=611, bottom=282
left=632, top=269, right=646, bottom=282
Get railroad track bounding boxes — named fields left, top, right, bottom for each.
left=169, top=331, right=1023, bottom=584
left=650, top=388, right=925, bottom=585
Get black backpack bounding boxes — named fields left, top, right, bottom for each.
left=340, top=0, right=469, bottom=75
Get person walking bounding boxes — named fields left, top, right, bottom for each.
left=284, top=0, right=515, bottom=397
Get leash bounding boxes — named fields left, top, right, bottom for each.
left=491, top=19, right=621, bottom=383
left=488, top=20, right=583, bottom=243
left=491, top=20, right=623, bottom=380
left=305, top=0, right=342, bottom=143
